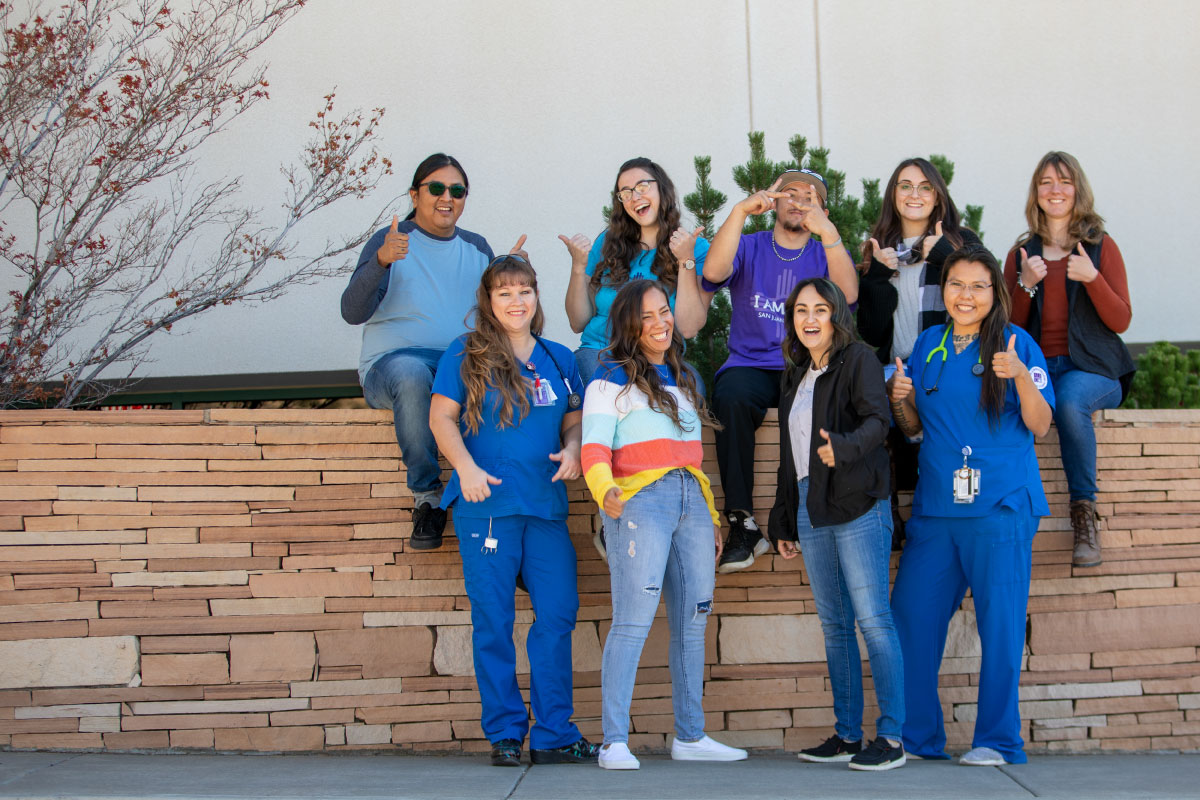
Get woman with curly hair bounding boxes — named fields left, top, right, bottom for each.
left=1003, top=151, right=1134, bottom=567
left=581, top=279, right=745, bottom=770
left=562, top=157, right=710, bottom=384
left=429, top=255, right=596, bottom=768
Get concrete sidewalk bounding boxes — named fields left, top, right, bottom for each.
left=0, top=751, right=1198, bottom=800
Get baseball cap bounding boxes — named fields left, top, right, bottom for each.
left=776, top=168, right=828, bottom=204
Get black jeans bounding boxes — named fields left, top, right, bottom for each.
left=712, top=366, right=782, bottom=515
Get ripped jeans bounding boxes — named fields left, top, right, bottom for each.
left=601, top=469, right=715, bottom=744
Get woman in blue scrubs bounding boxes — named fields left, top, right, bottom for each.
left=429, top=255, right=597, bottom=767
left=888, top=245, right=1054, bottom=766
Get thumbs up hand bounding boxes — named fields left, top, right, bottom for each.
left=869, top=237, right=899, bottom=270
left=991, top=333, right=1027, bottom=380
left=669, top=225, right=704, bottom=262
left=558, top=233, right=592, bottom=268
left=889, top=357, right=914, bottom=403
left=1066, top=241, right=1098, bottom=283
left=375, top=215, right=409, bottom=267
left=816, top=428, right=836, bottom=468
left=921, top=220, right=944, bottom=259
left=1019, top=246, right=1047, bottom=288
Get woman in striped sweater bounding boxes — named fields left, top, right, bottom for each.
left=581, top=278, right=746, bottom=770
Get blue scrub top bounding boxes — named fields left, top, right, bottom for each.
left=906, top=323, right=1055, bottom=518
left=580, top=232, right=711, bottom=350
left=433, top=335, right=584, bottom=519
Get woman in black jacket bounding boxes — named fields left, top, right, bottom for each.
left=767, top=278, right=905, bottom=772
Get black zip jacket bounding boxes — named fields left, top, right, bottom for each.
left=768, top=341, right=891, bottom=541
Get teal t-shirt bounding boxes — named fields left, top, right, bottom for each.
left=579, top=231, right=710, bottom=350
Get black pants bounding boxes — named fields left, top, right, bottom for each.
left=712, top=366, right=782, bottom=514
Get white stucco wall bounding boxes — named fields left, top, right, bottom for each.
left=17, top=0, right=1198, bottom=378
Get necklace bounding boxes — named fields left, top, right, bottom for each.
left=771, top=232, right=808, bottom=262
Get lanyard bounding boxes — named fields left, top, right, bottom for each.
left=525, top=337, right=582, bottom=410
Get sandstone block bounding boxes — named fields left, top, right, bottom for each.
left=391, top=720, right=450, bottom=744
left=288, top=678, right=405, bottom=698
left=112, top=571, right=249, bottom=587
left=229, top=633, right=315, bottom=682
left=210, top=598, right=324, bottom=616
left=141, top=653, right=228, bottom=686
left=15, top=703, right=120, bottom=718
left=214, top=726, right=324, bottom=752
left=345, top=723, right=392, bottom=745
left=249, top=572, right=370, bottom=598
left=103, top=730, right=167, bottom=749
left=727, top=709, right=791, bottom=730
left=0, top=636, right=137, bottom=688
left=718, top=615, right=826, bottom=664
left=128, top=698, right=307, bottom=715
left=0, top=602, right=97, bottom=623
left=79, top=717, right=121, bottom=733
left=170, top=729, right=214, bottom=748
left=315, top=627, right=432, bottom=678
left=325, top=726, right=346, bottom=746
left=1031, top=605, right=1200, bottom=655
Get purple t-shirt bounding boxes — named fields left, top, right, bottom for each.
left=701, top=231, right=851, bottom=373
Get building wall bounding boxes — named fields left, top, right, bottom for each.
left=8, top=0, right=1188, bottom=380
left=0, top=408, right=1197, bottom=752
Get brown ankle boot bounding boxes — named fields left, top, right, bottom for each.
left=1070, top=499, right=1102, bottom=567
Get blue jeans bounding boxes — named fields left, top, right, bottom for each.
left=457, top=514, right=581, bottom=749
left=795, top=478, right=904, bottom=742
left=601, top=469, right=715, bottom=744
left=362, top=347, right=444, bottom=507
left=1045, top=356, right=1121, bottom=502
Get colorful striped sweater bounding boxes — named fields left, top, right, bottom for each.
left=581, top=359, right=720, bottom=525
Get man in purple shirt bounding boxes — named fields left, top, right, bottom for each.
left=701, top=169, right=859, bottom=572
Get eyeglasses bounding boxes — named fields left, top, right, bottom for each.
left=946, top=279, right=992, bottom=295
left=896, top=181, right=935, bottom=199
left=419, top=181, right=468, bottom=199
left=488, top=253, right=529, bottom=268
left=616, top=179, right=657, bottom=204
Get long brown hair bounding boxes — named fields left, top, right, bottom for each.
left=605, top=279, right=717, bottom=432
left=941, top=245, right=1011, bottom=425
left=861, top=157, right=965, bottom=271
left=782, top=278, right=857, bottom=369
left=1016, top=151, right=1105, bottom=248
left=590, top=157, right=682, bottom=292
left=459, top=256, right=546, bottom=435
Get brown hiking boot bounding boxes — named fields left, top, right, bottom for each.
left=1070, top=499, right=1102, bottom=567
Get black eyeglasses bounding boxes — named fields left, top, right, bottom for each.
left=418, top=181, right=467, bottom=199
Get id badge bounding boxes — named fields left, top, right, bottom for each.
left=952, top=446, right=980, bottom=504
left=532, top=376, right=558, bottom=407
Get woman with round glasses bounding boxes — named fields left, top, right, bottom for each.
left=858, top=158, right=982, bottom=547
left=768, top=278, right=906, bottom=771
left=429, top=255, right=597, bottom=768
left=581, top=279, right=744, bottom=770
left=1003, top=151, right=1133, bottom=568
left=562, top=157, right=710, bottom=385
left=888, top=245, right=1054, bottom=767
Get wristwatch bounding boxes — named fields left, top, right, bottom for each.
left=682, top=259, right=696, bottom=271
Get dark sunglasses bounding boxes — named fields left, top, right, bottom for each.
left=418, top=181, right=467, bottom=199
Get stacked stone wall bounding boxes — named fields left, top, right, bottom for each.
left=0, top=408, right=1197, bottom=753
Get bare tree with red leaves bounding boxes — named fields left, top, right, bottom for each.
left=0, top=0, right=394, bottom=407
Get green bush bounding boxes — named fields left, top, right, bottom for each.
left=1123, top=341, right=1200, bottom=409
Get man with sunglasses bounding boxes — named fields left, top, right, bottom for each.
left=700, top=169, right=859, bottom=573
left=343, top=154, right=523, bottom=550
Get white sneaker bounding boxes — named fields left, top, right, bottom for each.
left=671, top=734, right=748, bottom=762
left=598, top=742, right=639, bottom=770
left=959, top=746, right=1005, bottom=766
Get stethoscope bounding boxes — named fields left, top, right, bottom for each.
left=526, top=335, right=582, bottom=410
left=922, top=324, right=984, bottom=395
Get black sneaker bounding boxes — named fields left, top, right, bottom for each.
left=490, top=738, right=522, bottom=767
left=798, top=734, right=862, bottom=763
left=849, top=737, right=906, bottom=771
left=410, top=502, right=446, bottom=550
left=530, top=736, right=600, bottom=764
left=717, top=510, right=769, bottom=574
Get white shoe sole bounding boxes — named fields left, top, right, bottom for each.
left=671, top=746, right=748, bottom=762
left=798, top=752, right=854, bottom=763
left=717, top=537, right=769, bottom=574
left=848, top=752, right=907, bottom=771
left=599, top=758, right=639, bottom=770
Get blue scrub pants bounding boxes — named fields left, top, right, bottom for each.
left=456, top=513, right=581, bottom=749
left=890, top=501, right=1037, bottom=763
